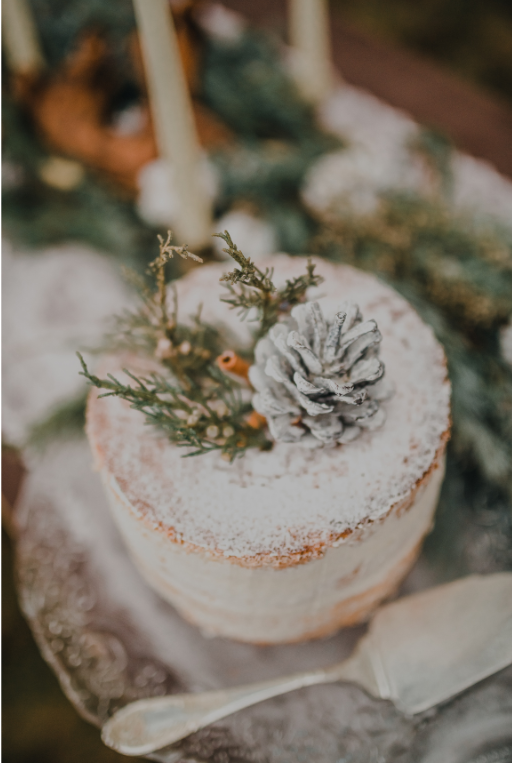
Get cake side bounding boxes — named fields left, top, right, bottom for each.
left=92, top=440, right=445, bottom=642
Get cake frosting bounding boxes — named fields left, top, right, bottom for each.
left=86, top=256, right=450, bottom=641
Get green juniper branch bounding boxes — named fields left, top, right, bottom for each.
left=78, top=229, right=326, bottom=459
left=215, top=229, right=323, bottom=337
left=100, top=233, right=222, bottom=385
left=78, top=352, right=270, bottom=460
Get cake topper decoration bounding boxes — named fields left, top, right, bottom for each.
left=78, top=230, right=389, bottom=459
left=250, top=300, right=386, bottom=446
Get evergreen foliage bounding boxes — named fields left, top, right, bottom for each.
left=78, top=231, right=321, bottom=461
left=78, top=352, right=269, bottom=460
left=316, top=193, right=512, bottom=333
left=215, top=230, right=323, bottom=337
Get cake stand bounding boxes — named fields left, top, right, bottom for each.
left=12, top=436, right=512, bottom=763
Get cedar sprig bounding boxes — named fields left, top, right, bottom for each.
left=103, top=298, right=223, bottom=388
left=215, top=229, right=324, bottom=336
left=101, top=232, right=221, bottom=384
left=215, top=229, right=274, bottom=292
left=79, top=228, right=322, bottom=459
left=149, top=231, right=203, bottom=330
left=101, top=231, right=193, bottom=354
left=77, top=352, right=270, bottom=460
left=79, top=229, right=271, bottom=460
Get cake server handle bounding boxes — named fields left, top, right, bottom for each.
left=101, top=647, right=373, bottom=757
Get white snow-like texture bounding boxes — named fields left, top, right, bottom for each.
left=303, top=85, right=424, bottom=216
left=450, top=152, right=512, bottom=224
left=302, top=144, right=423, bottom=218
left=2, top=240, right=131, bottom=446
left=304, top=83, right=512, bottom=228
left=194, top=2, right=246, bottom=43
left=88, top=256, right=451, bottom=559
left=213, top=209, right=278, bottom=261
left=319, top=84, right=419, bottom=151
left=136, top=156, right=219, bottom=229
left=250, top=300, right=389, bottom=446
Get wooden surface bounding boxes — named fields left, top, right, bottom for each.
left=225, top=0, right=512, bottom=179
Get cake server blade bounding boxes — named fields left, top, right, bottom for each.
left=353, top=572, right=512, bottom=714
left=102, top=573, right=512, bottom=756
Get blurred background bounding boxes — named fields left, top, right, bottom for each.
left=335, top=0, right=512, bottom=106
left=3, top=1, right=512, bottom=761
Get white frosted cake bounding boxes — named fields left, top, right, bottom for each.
left=86, top=256, right=450, bottom=643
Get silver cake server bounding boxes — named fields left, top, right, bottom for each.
left=102, top=573, right=512, bottom=756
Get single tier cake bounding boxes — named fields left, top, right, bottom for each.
left=86, top=256, right=450, bottom=643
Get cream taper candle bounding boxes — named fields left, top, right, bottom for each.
left=2, top=0, right=45, bottom=76
left=289, top=0, right=333, bottom=103
left=133, top=0, right=212, bottom=248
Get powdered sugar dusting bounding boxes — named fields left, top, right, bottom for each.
left=87, top=257, right=450, bottom=560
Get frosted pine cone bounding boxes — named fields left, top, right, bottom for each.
left=249, top=300, right=390, bottom=446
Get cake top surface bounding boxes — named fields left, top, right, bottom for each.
left=87, top=256, right=450, bottom=561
